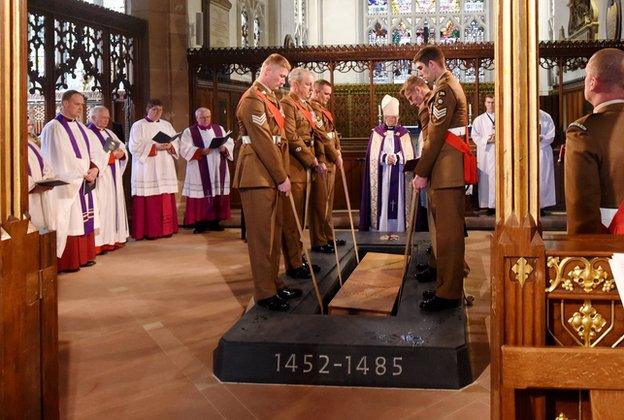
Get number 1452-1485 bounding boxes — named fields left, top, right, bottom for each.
left=274, top=353, right=403, bottom=377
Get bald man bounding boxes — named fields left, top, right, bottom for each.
left=566, top=48, right=624, bottom=234
left=180, top=107, right=233, bottom=233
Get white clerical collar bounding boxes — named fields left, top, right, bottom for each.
left=593, top=99, right=624, bottom=113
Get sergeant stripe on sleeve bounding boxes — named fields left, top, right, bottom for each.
left=251, top=113, right=267, bottom=126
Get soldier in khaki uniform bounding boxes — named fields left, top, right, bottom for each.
left=412, top=46, right=468, bottom=312
left=565, top=48, right=624, bottom=234
left=233, top=53, right=301, bottom=312
left=280, top=67, right=324, bottom=278
left=309, top=79, right=346, bottom=252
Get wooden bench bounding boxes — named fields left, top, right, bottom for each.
left=328, top=252, right=404, bottom=316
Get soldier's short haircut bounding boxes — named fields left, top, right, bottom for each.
left=399, top=75, right=428, bottom=97
left=61, top=90, right=84, bottom=103
left=262, top=53, right=292, bottom=71
left=288, top=67, right=312, bottom=84
left=146, top=98, right=164, bottom=109
left=413, top=45, right=445, bottom=68
left=314, top=79, right=332, bottom=90
left=588, top=48, right=624, bottom=89
left=485, top=94, right=495, bottom=100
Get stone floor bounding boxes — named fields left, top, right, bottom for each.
left=58, top=229, right=492, bottom=419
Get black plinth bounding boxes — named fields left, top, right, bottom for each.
left=213, top=232, right=472, bottom=389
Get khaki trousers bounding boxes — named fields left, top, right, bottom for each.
left=239, top=187, right=285, bottom=301
left=425, top=188, right=437, bottom=268
left=310, top=167, right=336, bottom=245
left=282, top=181, right=306, bottom=271
left=429, top=187, right=465, bottom=300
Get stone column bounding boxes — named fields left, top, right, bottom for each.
left=130, top=0, right=190, bottom=129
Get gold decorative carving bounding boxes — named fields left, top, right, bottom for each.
left=511, top=257, right=533, bottom=287
left=546, top=256, right=615, bottom=293
left=555, top=413, right=569, bottom=420
left=567, top=300, right=608, bottom=346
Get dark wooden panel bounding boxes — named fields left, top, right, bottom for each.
left=0, top=219, right=42, bottom=418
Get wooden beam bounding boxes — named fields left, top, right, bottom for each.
left=502, top=346, right=624, bottom=390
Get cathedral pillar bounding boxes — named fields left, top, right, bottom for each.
left=130, top=0, right=190, bottom=129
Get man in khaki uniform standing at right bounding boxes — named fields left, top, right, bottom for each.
left=234, top=53, right=301, bottom=312
left=565, top=48, right=624, bottom=235
left=412, top=46, right=468, bottom=312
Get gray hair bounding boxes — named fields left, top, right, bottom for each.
left=195, top=107, right=211, bottom=119
left=287, top=67, right=312, bottom=85
left=89, top=105, right=109, bottom=119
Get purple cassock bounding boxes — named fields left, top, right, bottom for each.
left=359, top=123, right=410, bottom=232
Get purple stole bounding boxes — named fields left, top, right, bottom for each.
left=55, top=114, right=95, bottom=235
left=27, top=143, right=44, bottom=176
left=87, top=123, right=117, bottom=187
left=372, top=124, right=408, bottom=222
left=189, top=124, right=227, bottom=197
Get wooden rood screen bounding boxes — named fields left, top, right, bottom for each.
left=26, top=0, right=149, bottom=134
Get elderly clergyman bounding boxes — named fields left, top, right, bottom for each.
left=87, top=105, right=129, bottom=253
left=179, top=107, right=234, bottom=233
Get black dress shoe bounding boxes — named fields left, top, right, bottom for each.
left=415, top=266, right=436, bottom=283
left=422, top=288, right=436, bottom=300
left=82, top=260, right=96, bottom=267
left=193, top=226, right=207, bottom=234
left=301, top=260, right=321, bottom=273
left=277, top=287, right=303, bottom=300
left=312, top=244, right=334, bottom=254
left=257, top=295, right=290, bottom=312
left=419, top=296, right=461, bottom=312
left=486, top=208, right=496, bottom=216
left=333, top=239, right=346, bottom=246
left=287, top=265, right=311, bottom=279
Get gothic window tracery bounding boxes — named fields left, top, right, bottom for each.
left=365, top=0, right=489, bottom=83
left=239, top=1, right=265, bottom=47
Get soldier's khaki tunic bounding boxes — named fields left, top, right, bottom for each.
left=280, top=92, right=318, bottom=270
left=565, top=101, right=624, bottom=234
left=416, top=91, right=437, bottom=268
left=415, top=70, right=468, bottom=300
left=309, top=99, right=341, bottom=246
left=233, top=81, right=289, bottom=300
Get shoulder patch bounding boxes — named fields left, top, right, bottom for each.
left=567, top=122, right=587, bottom=132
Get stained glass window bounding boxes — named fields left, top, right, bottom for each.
left=364, top=0, right=490, bottom=83
left=368, top=20, right=389, bottom=45
left=415, top=0, right=435, bottom=13
left=81, top=0, right=126, bottom=14
left=241, top=10, right=249, bottom=47
left=368, top=0, right=388, bottom=15
left=253, top=16, right=261, bottom=47
left=439, top=0, right=460, bottom=13
left=391, top=0, right=412, bottom=14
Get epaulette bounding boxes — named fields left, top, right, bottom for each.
left=567, top=122, right=587, bottom=132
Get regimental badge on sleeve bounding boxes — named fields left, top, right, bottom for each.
left=251, top=113, right=267, bottom=126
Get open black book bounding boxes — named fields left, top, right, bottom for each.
left=35, top=179, right=68, bottom=188
left=83, top=179, right=96, bottom=194
left=208, top=130, right=233, bottom=149
left=152, top=131, right=182, bottom=144
left=103, top=136, right=122, bottom=152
